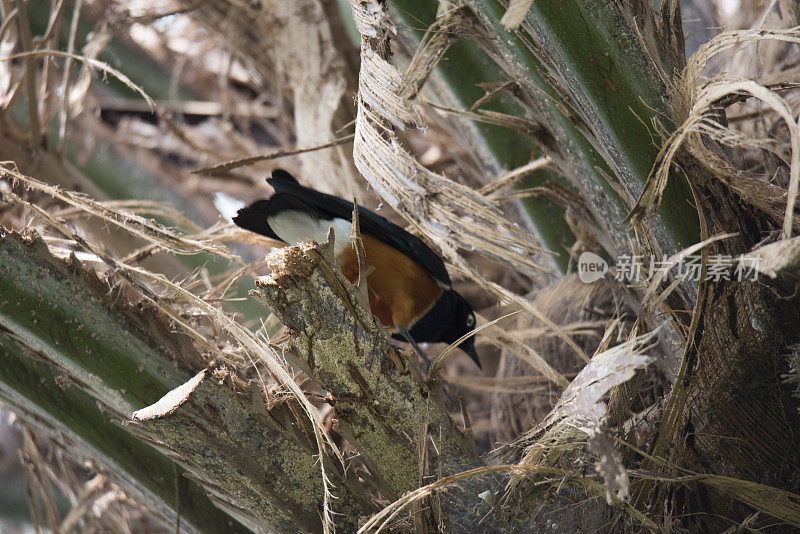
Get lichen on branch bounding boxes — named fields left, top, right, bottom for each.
left=254, top=233, right=480, bottom=497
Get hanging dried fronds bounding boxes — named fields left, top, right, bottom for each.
left=628, top=28, right=800, bottom=239
left=512, top=330, right=656, bottom=505
left=347, top=0, right=556, bottom=282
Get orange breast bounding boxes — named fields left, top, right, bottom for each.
left=338, top=235, right=443, bottom=330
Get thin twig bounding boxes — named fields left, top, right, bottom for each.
left=56, top=0, right=82, bottom=154
left=191, top=134, right=355, bottom=175
left=2, top=49, right=155, bottom=109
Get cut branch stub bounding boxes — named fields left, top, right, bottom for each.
left=253, top=236, right=481, bottom=502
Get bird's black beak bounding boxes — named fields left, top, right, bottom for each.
left=460, top=339, right=482, bottom=370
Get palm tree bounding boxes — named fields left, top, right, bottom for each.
left=0, top=0, right=798, bottom=531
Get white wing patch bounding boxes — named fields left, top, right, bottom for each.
left=268, top=210, right=353, bottom=257
left=212, top=192, right=246, bottom=223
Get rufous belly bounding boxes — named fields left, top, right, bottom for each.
left=337, top=234, right=442, bottom=330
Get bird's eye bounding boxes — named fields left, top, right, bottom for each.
left=466, top=314, right=475, bottom=328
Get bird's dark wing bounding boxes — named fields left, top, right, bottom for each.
left=267, top=169, right=452, bottom=288
left=232, top=193, right=319, bottom=242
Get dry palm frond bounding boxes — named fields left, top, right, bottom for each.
left=629, top=28, right=800, bottom=238
left=491, top=275, right=636, bottom=443
left=445, top=374, right=557, bottom=395
left=641, top=233, right=737, bottom=313
left=629, top=77, right=800, bottom=238
left=478, top=157, right=552, bottom=197
left=359, top=458, right=658, bottom=533
left=53, top=199, right=203, bottom=232
left=1, top=167, right=233, bottom=260
left=360, top=464, right=544, bottom=534
left=507, top=330, right=656, bottom=512
left=532, top=330, right=655, bottom=436
left=348, top=0, right=557, bottom=283
left=499, top=0, right=535, bottom=29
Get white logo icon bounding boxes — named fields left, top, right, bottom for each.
left=577, top=252, right=608, bottom=283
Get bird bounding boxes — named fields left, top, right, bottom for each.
left=232, top=169, right=481, bottom=369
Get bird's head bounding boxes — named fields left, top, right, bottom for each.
left=441, top=291, right=480, bottom=369
left=404, top=289, right=481, bottom=369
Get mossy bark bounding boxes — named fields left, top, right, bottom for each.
left=0, top=231, right=248, bottom=533
left=132, top=366, right=373, bottom=533
left=253, top=237, right=498, bottom=529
